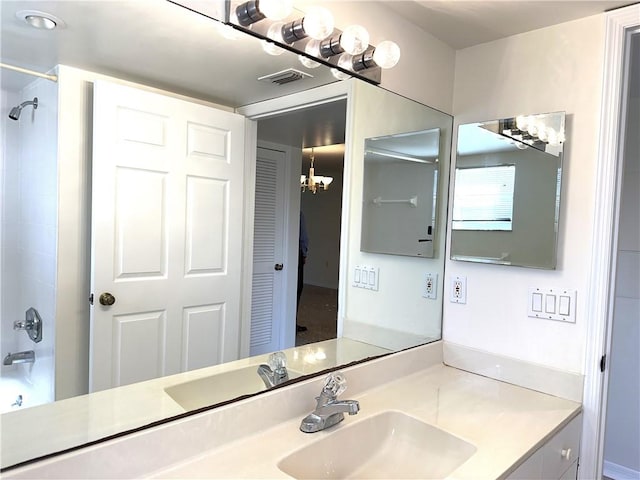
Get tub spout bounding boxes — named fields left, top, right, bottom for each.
left=3, top=350, right=35, bottom=365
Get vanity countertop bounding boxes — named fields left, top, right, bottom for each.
left=3, top=341, right=581, bottom=479
left=148, top=364, right=581, bottom=479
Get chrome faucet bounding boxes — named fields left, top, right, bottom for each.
left=257, top=351, right=290, bottom=388
left=3, top=350, right=35, bottom=366
left=300, top=371, right=359, bottom=433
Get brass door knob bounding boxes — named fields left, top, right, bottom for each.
left=99, top=292, right=116, bottom=306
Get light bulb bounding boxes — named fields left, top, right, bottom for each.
left=298, top=39, right=321, bottom=68
left=302, top=6, right=334, bottom=40
left=262, top=22, right=286, bottom=55
left=299, top=54, right=320, bottom=68
left=340, top=25, right=370, bottom=55
left=547, top=128, right=559, bottom=146
left=331, top=68, right=351, bottom=81
left=515, top=115, right=527, bottom=130
left=528, top=122, right=539, bottom=137
left=372, top=40, right=400, bottom=69
left=337, top=52, right=354, bottom=72
left=258, top=0, right=293, bottom=20
left=538, top=126, right=549, bottom=142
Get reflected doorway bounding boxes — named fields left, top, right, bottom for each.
left=297, top=146, right=344, bottom=346
left=256, top=99, right=348, bottom=351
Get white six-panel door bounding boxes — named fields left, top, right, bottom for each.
left=89, top=81, right=246, bottom=392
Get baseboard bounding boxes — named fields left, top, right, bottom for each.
left=604, top=460, right=640, bottom=480
left=443, top=342, right=584, bottom=402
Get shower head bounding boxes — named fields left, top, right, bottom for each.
left=8, top=97, right=38, bottom=121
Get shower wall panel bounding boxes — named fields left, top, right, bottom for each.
left=2, top=77, right=59, bottom=407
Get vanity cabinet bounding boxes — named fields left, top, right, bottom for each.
left=507, top=413, right=582, bottom=480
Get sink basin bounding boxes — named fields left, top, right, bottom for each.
left=164, top=366, right=302, bottom=411
left=278, top=411, right=476, bottom=479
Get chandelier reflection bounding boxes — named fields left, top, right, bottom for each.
left=301, top=148, right=333, bottom=194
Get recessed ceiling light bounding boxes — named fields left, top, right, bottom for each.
left=15, top=10, right=66, bottom=30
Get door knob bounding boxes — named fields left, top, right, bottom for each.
left=274, top=263, right=284, bottom=271
left=99, top=292, right=116, bottom=306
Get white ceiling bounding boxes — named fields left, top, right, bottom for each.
left=0, top=0, right=338, bottom=105
left=384, top=0, right=635, bottom=50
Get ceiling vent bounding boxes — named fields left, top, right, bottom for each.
left=258, top=68, right=313, bottom=85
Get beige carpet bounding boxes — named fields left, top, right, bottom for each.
left=296, top=284, right=338, bottom=347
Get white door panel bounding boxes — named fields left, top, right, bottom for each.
left=90, top=81, right=245, bottom=392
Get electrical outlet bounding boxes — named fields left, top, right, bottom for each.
left=450, top=275, right=467, bottom=304
left=423, top=273, right=438, bottom=299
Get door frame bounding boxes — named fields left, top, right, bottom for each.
left=581, top=5, right=639, bottom=478
left=238, top=81, right=352, bottom=356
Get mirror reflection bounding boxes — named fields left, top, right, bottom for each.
left=451, top=112, right=565, bottom=268
left=361, top=129, right=440, bottom=258
left=0, top=0, right=451, bottom=469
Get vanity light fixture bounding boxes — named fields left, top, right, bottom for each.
left=497, top=113, right=566, bottom=154
left=225, top=1, right=400, bottom=84
left=301, top=148, right=333, bottom=194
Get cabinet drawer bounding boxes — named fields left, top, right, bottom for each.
left=542, top=413, right=582, bottom=479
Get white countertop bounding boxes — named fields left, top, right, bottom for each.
left=3, top=342, right=581, bottom=479
left=0, top=338, right=391, bottom=469
left=148, top=365, right=581, bottom=479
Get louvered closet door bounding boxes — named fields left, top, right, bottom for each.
left=250, top=146, right=286, bottom=355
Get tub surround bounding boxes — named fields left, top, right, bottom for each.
left=0, top=338, right=390, bottom=469
left=3, top=341, right=581, bottom=479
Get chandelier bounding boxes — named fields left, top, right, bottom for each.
left=301, top=148, right=333, bottom=194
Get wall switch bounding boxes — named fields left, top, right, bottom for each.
left=528, top=287, right=576, bottom=323
left=423, top=273, right=438, bottom=299
left=450, top=275, right=467, bottom=304
left=353, top=265, right=379, bottom=291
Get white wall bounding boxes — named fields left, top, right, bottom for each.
left=445, top=15, right=606, bottom=373
left=0, top=78, right=58, bottom=406
left=604, top=84, right=640, bottom=473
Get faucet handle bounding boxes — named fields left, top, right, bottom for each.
left=268, top=351, right=287, bottom=372
left=322, top=371, right=347, bottom=397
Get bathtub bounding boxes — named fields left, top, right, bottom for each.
left=0, top=370, right=48, bottom=413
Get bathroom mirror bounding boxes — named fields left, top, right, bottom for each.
left=0, top=0, right=451, bottom=469
left=451, top=112, right=565, bottom=268
left=361, top=129, right=440, bottom=258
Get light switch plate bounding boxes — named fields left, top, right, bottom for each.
left=528, top=287, right=576, bottom=323
left=353, top=265, right=379, bottom=291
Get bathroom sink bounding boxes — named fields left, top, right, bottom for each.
left=278, top=411, right=476, bottom=479
left=164, top=366, right=302, bottom=411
